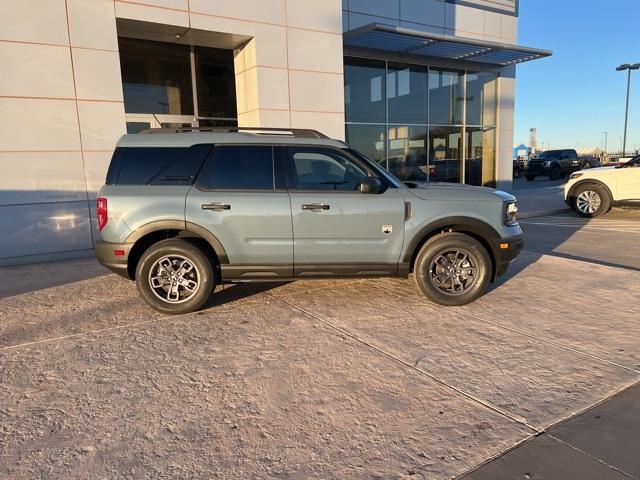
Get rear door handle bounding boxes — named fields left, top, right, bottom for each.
left=202, top=202, right=231, bottom=211
left=302, top=203, right=330, bottom=211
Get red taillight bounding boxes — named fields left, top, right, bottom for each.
left=97, top=197, right=108, bottom=231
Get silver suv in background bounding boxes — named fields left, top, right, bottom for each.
left=96, top=127, right=523, bottom=314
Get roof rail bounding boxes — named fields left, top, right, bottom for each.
left=138, top=126, right=329, bottom=139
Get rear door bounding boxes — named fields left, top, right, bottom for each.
left=281, top=146, right=406, bottom=276
left=186, top=145, right=293, bottom=279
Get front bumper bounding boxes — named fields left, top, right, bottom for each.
left=493, top=232, right=524, bottom=279
left=95, top=240, right=133, bottom=279
left=526, top=165, right=550, bottom=176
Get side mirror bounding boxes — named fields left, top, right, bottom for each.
left=359, top=176, right=384, bottom=194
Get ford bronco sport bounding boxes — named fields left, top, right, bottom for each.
left=96, top=127, right=523, bottom=314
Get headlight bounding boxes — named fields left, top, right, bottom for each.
left=504, top=201, right=518, bottom=226
left=570, top=173, right=583, bottom=180
left=543, top=161, right=551, bottom=167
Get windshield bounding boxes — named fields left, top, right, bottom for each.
left=344, top=148, right=404, bottom=188
left=616, top=155, right=640, bottom=168
left=536, top=151, right=561, bottom=158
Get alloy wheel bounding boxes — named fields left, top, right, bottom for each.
left=576, top=190, right=601, bottom=214
left=148, top=255, right=201, bottom=304
left=428, top=249, right=478, bottom=295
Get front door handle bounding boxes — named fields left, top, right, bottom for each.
left=302, top=203, right=330, bottom=211
left=202, top=202, right=231, bottom=211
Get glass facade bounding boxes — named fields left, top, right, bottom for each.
left=194, top=46, right=237, bottom=119
left=344, top=57, right=498, bottom=186
left=119, top=38, right=193, bottom=115
left=118, top=38, right=237, bottom=130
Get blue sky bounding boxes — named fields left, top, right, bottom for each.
left=514, top=0, right=640, bottom=153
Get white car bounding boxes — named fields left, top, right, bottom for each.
left=564, top=155, right=640, bottom=217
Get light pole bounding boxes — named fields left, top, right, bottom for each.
left=603, top=131, right=608, bottom=153
left=616, top=63, right=640, bottom=156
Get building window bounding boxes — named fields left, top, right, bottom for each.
left=430, top=126, right=463, bottom=183
left=345, top=124, right=387, bottom=168
left=388, top=126, right=428, bottom=181
left=387, top=63, right=428, bottom=124
left=466, top=71, right=497, bottom=126
left=118, top=37, right=237, bottom=130
left=465, top=127, right=496, bottom=186
left=344, top=57, right=386, bottom=123
left=344, top=57, right=498, bottom=186
left=429, top=69, right=463, bottom=125
left=194, top=46, right=237, bottom=119
left=119, top=38, right=193, bottom=115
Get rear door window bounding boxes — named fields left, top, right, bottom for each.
left=196, top=146, right=275, bottom=190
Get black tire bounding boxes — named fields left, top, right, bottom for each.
left=135, top=239, right=216, bottom=314
left=571, top=183, right=611, bottom=218
left=584, top=162, right=592, bottom=169
left=525, top=173, right=536, bottom=181
left=549, top=166, right=561, bottom=180
left=513, top=166, right=521, bottom=179
left=414, top=232, right=492, bottom=306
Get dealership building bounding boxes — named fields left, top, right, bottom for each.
left=0, top=0, right=549, bottom=265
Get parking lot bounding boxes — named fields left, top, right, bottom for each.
left=1, top=209, right=639, bottom=479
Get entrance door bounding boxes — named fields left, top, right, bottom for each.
left=282, top=146, right=406, bottom=276
left=186, top=145, right=293, bottom=279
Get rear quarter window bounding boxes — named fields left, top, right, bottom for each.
left=107, top=145, right=211, bottom=185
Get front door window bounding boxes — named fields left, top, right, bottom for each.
left=288, top=149, right=367, bottom=191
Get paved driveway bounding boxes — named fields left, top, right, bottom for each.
left=1, top=239, right=639, bottom=478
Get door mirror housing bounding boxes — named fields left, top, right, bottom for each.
left=359, top=176, right=384, bottom=194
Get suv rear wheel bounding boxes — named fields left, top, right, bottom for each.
left=414, top=232, right=491, bottom=306
left=572, top=183, right=610, bottom=218
left=135, top=239, right=216, bottom=314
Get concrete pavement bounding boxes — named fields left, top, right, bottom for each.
left=520, top=209, right=640, bottom=270
left=510, top=177, right=569, bottom=218
left=464, top=383, right=640, bottom=480
left=1, top=213, right=639, bottom=479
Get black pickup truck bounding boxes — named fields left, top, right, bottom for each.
left=525, top=149, right=593, bottom=181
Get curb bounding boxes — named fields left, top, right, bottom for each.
left=519, top=207, right=570, bottom=219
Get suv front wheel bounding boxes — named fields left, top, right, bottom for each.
left=414, top=232, right=491, bottom=306
left=135, top=239, right=216, bottom=314
left=572, top=183, right=610, bottom=218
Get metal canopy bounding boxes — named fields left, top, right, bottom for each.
left=344, top=23, right=552, bottom=66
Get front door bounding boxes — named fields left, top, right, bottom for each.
left=618, top=157, right=640, bottom=202
left=282, top=146, right=406, bottom=276
left=186, top=145, right=293, bottom=279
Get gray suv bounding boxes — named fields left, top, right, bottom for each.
left=96, top=127, right=523, bottom=314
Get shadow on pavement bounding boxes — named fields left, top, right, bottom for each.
left=201, top=281, right=291, bottom=309
left=0, top=257, right=110, bottom=299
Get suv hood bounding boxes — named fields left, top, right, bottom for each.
left=406, top=182, right=514, bottom=202
left=576, top=166, right=616, bottom=175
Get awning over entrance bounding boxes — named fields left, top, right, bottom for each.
left=344, top=23, right=552, bottom=66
